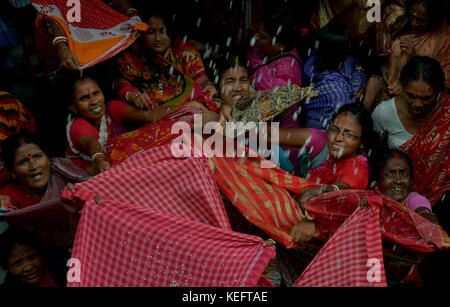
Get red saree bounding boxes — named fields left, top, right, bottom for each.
left=212, top=154, right=319, bottom=249
left=399, top=94, right=450, bottom=205
left=107, top=107, right=203, bottom=166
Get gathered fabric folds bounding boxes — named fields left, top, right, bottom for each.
left=64, top=144, right=231, bottom=229
left=1, top=171, right=66, bottom=219
left=67, top=199, right=275, bottom=287
left=107, top=107, right=203, bottom=166
left=399, top=94, right=450, bottom=205
left=294, top=190, right=450, bottom=287
left=32, top=0, right=148, bottom=70
left=62, top=145, right=276, bottom=286
left=212, top=154, right=318, bottom=249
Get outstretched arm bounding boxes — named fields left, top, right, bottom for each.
left=271, top=127, right=312, bottom=147
left=76, top=135, right=110, bottom=175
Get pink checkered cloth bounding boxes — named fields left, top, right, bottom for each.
left=63, top=144, right=230, bottom=229
left=63, top=145, right=275, bottom=286
left=67, top=198, right=275, bottom=287
left=295, top=195, right=387, bottom=287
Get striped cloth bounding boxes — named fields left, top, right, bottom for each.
left=32, top=0, right=148, bottom=70
left=1, top=171, right=65, bottom=218
left=212, top=154, right=319, bottom=249
left=67, top=199, right=275, bottom=287
left=51, top=157, right=91, bottom=182
left=0, top=91, right=36, bottom=150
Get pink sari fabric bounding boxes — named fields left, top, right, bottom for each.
left=296, top=201, right=387, bottom=287
left=63, top=144, right=230, bottom=229
left=249, top=47, right=302, bottom=92
left=294, top=190, right=450, bottom=287
left=63, top=145, right=275, bottom=286
left=67, top=199, right=275, bottom=287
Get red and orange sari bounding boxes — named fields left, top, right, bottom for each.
left=399, top=94, right=450, bottom=205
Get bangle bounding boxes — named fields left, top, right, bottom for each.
left=304, top=210, right=314, bottom=221
left=125, top=8, right=138, bottom=16
left=91, top=152, right=105, bottom=164
left=53, top=36, right=68, bottom=46
left=126, top=92, right=142, bottom=102
left=331, top=184, right=340, bottom=191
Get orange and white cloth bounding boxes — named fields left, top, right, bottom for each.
left=32, top=0, right=148, bottom=70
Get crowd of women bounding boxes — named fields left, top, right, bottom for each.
left=0, top=0, right=448, bottom=287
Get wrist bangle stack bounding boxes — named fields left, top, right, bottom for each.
left=91, top=152, right=105, bottom=165
left=53, top=36, right=68, bottom=46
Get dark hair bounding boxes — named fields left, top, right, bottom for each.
left=315, top=21, right=351, bottom=72
left=0, top=226, right=42, bottom=268
left=139, top=4, right=176, bottom=41
left=0, top=133, right=47, bottom=172
left=216, top=54, right=249, bottom=81
left=406, top=0, right=448, bottom=30
left=371, top=148, right=413, bottom=183
left=331, top=104, right=374, bottom=155
left=260, top=6, right=299, bottom=51
left=61, top=73, right=101, bottom=107
left=399, top=56, right=445, bottom=92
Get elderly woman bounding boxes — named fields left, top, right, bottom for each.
left=114, top=8, right=218, bottom=115
left=0, top=133, right=87, bottom=248
left=373, top=149, right=438, bottom=222
left=0, top=134, right=60, bottom=209
left=372, top=56, right=449, bottom=205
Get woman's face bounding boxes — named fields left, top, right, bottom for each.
left=13, top=143, right=51, bottom=192
left=7, top=244, right=44, bottom=285
left=71, top=78, right=105, bottom=124
left=402, top=80, right=438, bottom=118
left=220, top=65, right=251, bottom=105
left=142, top=15, right=171, bottom=54
left=327, top=112, right=363, bottom=161
left=409, top=3, right=431, bottom=34
left=254, top=21, right=282, bottom=58
left=378, top=156, right=412, bottom=202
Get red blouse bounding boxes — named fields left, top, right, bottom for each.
left=0, top=183, right=40, bottom=209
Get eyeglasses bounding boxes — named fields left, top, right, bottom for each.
left=328, top=126, right=361, bottom=140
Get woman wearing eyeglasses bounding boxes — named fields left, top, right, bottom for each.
left=270, top=104, right=373, bottom=243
